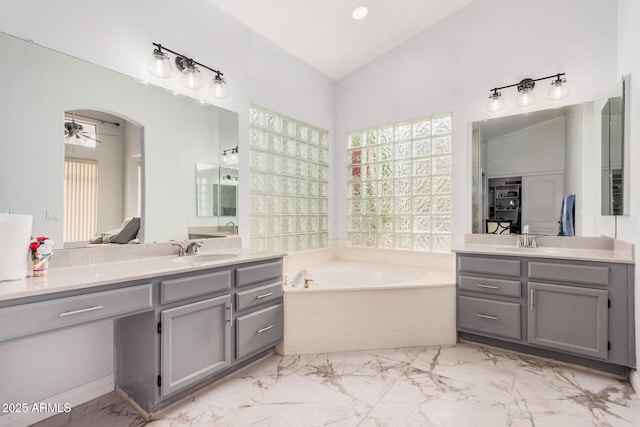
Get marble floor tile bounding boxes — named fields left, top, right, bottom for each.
left=361, top=346, right=427, bottom=365
left=361, top=367, right=513, bottom=427
left=30, top=391, right=146, bottom=427
left=30, top=344, right=640, bottom=427
left=294, top=350, right=409, bottom=405
left=411, top=343, right=519, bottom=396
left=148, top=373, right=371, bottom=427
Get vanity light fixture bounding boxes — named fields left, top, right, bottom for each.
left=221, top=174, right=239, bottom=185
left=147, top=43, right=228, bottom=99
left=222, top=146, right=239, bottom=163
left=487, top=73, right=569, bottom=112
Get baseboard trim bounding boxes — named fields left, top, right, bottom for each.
left=0, top=375, right=114, bottom=427
left=630, top=369, right=639, bottom=394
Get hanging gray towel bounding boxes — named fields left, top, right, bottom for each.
left=558, top=194, right=576, bottom=236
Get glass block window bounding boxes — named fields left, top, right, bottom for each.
left=347, top=113, right=452, bottom=252
left=249, top=104, right=329, bottom=252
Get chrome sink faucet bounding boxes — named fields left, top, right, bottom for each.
left=226, top=221, right=238, bottom=234
left=172, top=242, right=187, bottom=257
left=516, top=224, right=538, bottom=248
left=187, top=241, right=202, bottom=255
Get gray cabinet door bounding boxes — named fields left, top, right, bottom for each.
left=160, top=295, right=231, bottom=396
left=527, top=282, right=608, bottom=359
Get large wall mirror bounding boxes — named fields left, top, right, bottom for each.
left=601, top=76, right=629, bottom=216
left=0, top=31, right=239, bottom=247
left=471, top=82, right=628, bottom=237
left=196, top=163, right=238, bottom=231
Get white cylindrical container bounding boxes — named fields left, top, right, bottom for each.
left=0, top=213, right=33, bottom=281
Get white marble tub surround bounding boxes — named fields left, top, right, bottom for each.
left=0, top=236, right=285, bottom=302
left=280, top=244, right=456, bottom=355
left=455, top=234, right=634, bottom=264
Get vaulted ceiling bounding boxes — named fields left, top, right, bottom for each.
left=208, top=0, right=475, bottom=80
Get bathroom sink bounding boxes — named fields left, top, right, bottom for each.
left=173, top=253, right=238, bottom=265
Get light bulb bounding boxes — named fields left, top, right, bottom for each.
left=230, top=149, right=238, bottom=163
left=180, top=66, right=203, bottom=90
left=147, top=50, right=172, bottom=79
left=209, top=75, right=229, bottom=99
left=547, top=77, right=570, bottom=101
left=222, top=152, right=228, bottom=163
left=487, top=91, right=505, bottom=113
left=516, top=88, right=536, bottom=107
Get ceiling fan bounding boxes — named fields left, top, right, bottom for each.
left=64, top=111, right=118, bottom=145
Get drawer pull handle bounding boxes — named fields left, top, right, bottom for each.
left=476, top=284, right=499, bottom=289
left=59, top=305, right=104, bottom=317
left=476, top=313, right=499, bottom=321
left=257, top=325, right=274, bottom=334
left=256, top=292, right=274, bottom=299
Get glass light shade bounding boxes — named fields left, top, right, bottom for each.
left=209, top=76, right=229, bottom=99
left=180, top=66, right=203, bottom=90
left=547, top=78, right=570, bottom=101
left=146, top=51, right=172, bottom=79
left=487, top=92, right=505, bottom=113
left=516, top=89, right=536, bottom=107
left=230, top=150, right=238, bottom=163
left=222, top=152, right=228, bottom=163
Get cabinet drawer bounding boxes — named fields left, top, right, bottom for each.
left=235, top=281, right=283, bottom=311
left=236, top=260, right=282, bottom=288
left=160, top=270, right=230, bottom=304
left=458, top=256, right=520, bottom=277
left=0, top=284, right=152, bottom=341
left=528, top=262, right=609, bottom=286
left=458, top=296, right=521, bottom=340
left=236, top=303, right=283, bottom=359
left=459, top=275, right=521, bottom=297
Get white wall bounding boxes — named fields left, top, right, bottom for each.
left=616, top=0, right=640, bottom=392
left=0, top=0, right=335, bottom=416
left=0, top=0, right=335, bottom=245
left=335, top=0, right=619, bottom=245
left=486, top=117, right=565, bottom=178
left=123, top=122, right=142, bottom=220
left=563, top=105, right=584, bottom=234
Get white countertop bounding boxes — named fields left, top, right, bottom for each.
left=0, top=248, right=284, bottom=303
left=454, top=234, right=634, bottom=264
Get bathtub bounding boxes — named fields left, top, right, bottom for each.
left=277, top=260, right=456, bottom=355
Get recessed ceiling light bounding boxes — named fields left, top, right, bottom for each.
left=352, top=6, right=368, bottom=20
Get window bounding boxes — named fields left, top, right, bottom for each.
left=347, top=113, right=452, bottom=252
left=249, top=104, right=329, bottom=252
left=63, top=158, right=98, bottom=242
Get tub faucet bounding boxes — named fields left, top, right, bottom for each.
left=290, top=270, right=307, bottom=287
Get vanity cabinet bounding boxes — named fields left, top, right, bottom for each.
left=457, top=256, right=524, bottom=342
left=234, top=260, right=284, bottom=362
left=456, top=253, right=635, bottom=375
left=527, top=282, right=608, bottom=359
left=114, top=257, right=284, bottom=414
left=160, top=294, right=231, bottom=396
